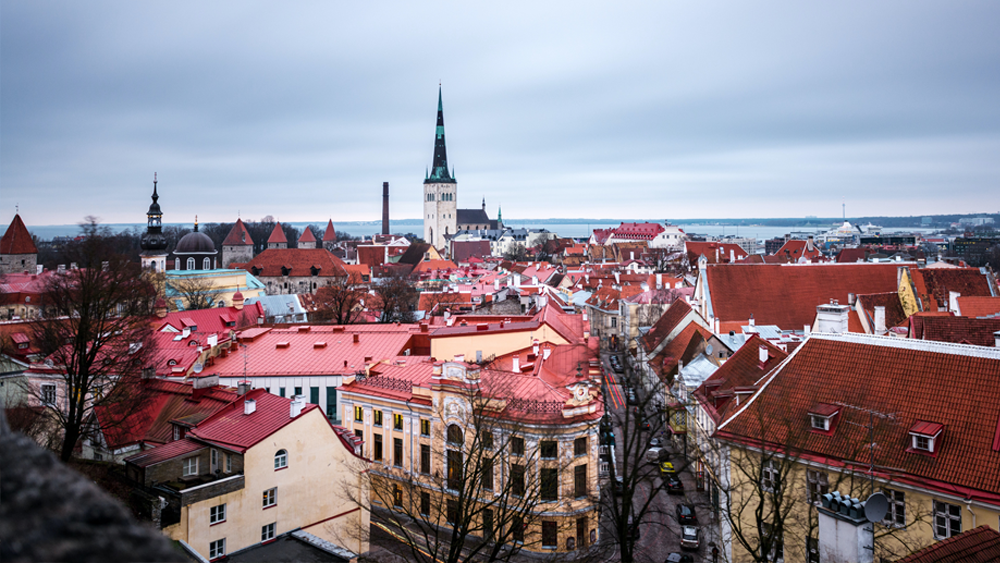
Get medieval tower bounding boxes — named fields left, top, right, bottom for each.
left=139, top=174, right=168, bottom=272
left=423, top=87, right=457, bottom=249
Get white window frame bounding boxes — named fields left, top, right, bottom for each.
left=810, top=415, right=831, bottom=431
left=910, top=433, right=935, bottom=453
left=182, top=456, right=198, bottom=477
left=261, top=522, right=276, bottom=542
left=933, top=500, right=962, bottom=539
left=883, top=488, right=906, bottom=528
left=761, top=459, right=781, bottom=494
left=209, top=503, right=226, bottom=525
left=203, top=257, right=211, bottom=270
left=263, top=487, right=277, bottom=508
left=209, top=538, right=225, bottom=559
left=186, top=257, right=195, bottom=270
left=806, top=469, right=828, bottom=504
left=225, top=453, right=232, bottom=473
left=274, top=449, right=288, bottom=470
left=41, top=383, right=57, bottom=406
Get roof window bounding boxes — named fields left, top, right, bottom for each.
left=808, top=403, right=840, bottom=433
left=908, top=421, right=943, bottom=454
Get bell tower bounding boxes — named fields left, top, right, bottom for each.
left=139, top=173, right=168, bottom=272
left=423, top=86, right=457, bottom=249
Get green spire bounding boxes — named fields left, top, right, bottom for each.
left=425, top=85, right=456, bottom=184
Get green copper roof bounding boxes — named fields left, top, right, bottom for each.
left=425, top=86, right=456, bottom=184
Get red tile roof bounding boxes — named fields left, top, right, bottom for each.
left=650, top=322, right=714, bottom=380
left=267, top=222, right=287, bottom=244
left=0, top=214, right=37, bottom=255
left=773, top=239, right=824, bottom=261
left=915, top=268, right=994, bottom=311
left=856, top=292, right=908, bottom=331
left=957, top=296, right=1000, bottom=319
left=705, top=263, right=902, bottom=331
left=298, top=228, right=316, bottom=243
left=896, top=525, right=1000, bottom=563
left=188, top=388, right=320, bottom=452
left=222, top=218, right=253, bottom=246
left=640, top=300, right=694, bottom=351
left=323, top=220, right=337, bottom=242
left=242, top=248, right=348, bottom=278
left=717, top=334, right=1000, bottom=501
left=835, top=248, right=868, bottom=263
left=908, top=315, right=1000, bottom=347
left=123, top=438, right=207, bottom=468
left=686, top=242, right=748, bottom=264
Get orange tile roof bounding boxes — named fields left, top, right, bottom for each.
left=773, top=239, right=823, bottom=261
left=0, top=214, right=37, bottom=255
left=914, top=268, right=994, bottom=311
left=323, top=219, right=337, bottom=242
left=267, top=222, right=287, bottom=244
left=705, top=263, right=902, bottom=330
left=242, top=248, right=347, bottom=278
left=856, top=292, right=908, bottom=330
left=640, top=300, right=693, bottom=351
left=221, top=218, right=253, bottom=246
left=695, top=335, right=788, bottom=423
left=908, top=315, right=1000, bottom=347
left=956, top=296, right=1000, bottom=319
left=896, top=525, right=1000, bottom=563
left=686, top=241, right=748, bottom=264
left=718, top=334, right=1000, bottom=500
left=298, top=227, right=316, bottom=243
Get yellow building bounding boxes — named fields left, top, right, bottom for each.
left=694, top=333, right=1000, bottom=563
left=164, top=268, right=265, bottom=312
left=124, top=389, right=368, bottom=560
left=339, top=341, right=603, bottom=555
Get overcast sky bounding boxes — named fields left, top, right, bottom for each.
left=2, top=1, right=999, bottom=226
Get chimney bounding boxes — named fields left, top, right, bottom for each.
left=714, top=318, right=720, bottom=334
left=512, top=354, right=520, bottom=372
left=656, top=273, right=663, bottom=290
left=804, top=324, right=811, bottom=336
left=542, top=344, right=552, bottom=360
left=533, top=339, right=540, bottom=356
left=232, top=291, right=245, bottom=310
left=817, top=491, right=874, bottom=563
left=454, top=353, right=465, bottom=362
left=237, top=380, right=251, bottom=395
left=36, top=264, right=43, bottom=275
left=182, top=328, right=191, bottom=339
left=614, top=272, right=620, bottom=284
left=848, top=293, right=856, bottom=306
left=244, top=398, right=257, bottom=416
left=630, top=251, right=635, bottom=261
left=815, top=301, right=850, bottom=334
left=729, top=249, right=735, bottom=263
left=994, top=331, right=1000, bottom=348
left=874, top=306, right=886, bottom=335
left=758, top=345, right=768, bottom=369
left=290, top=395, right=306, bottom=418
left=949, top=291, right=961, bottom=314
left=382, top=181, right=390, bottom=236
left=806, top=236, right=815, bottom=252
left=353, top=333, right=360, bottom=344
left=494, top=278, right=500, bottom=291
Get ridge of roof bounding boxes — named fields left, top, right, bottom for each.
left=813, top=330, right=1000, bottom=359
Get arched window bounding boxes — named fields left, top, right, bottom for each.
left=447, top=424, right=463, bottom=445
left=274, top=449, right=288, bottom=470
left=203, top=258, right=211, bottom=270
left=175, top=258, right=181, bottom=270
left=186, top=258, right=195, bottom=270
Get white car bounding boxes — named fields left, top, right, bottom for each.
left=680, top=526, right=700, bottom=550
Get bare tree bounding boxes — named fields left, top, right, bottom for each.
left=503, top=244, right=528, bottom=262
left=312, top=276, right=368, bottom=324
left=167, top=275, right=216, bottom=311
left=374, top=273, right=417, bottom=324
left=29, top=219, right=158, bottom=461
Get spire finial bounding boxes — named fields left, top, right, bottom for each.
left=194, top=215, right=199, bottom=232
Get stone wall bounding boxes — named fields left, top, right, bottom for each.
left=0, top=253, right=37, bottom=275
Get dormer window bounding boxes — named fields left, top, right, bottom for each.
left=807, top=403, right=840, bottom=434
left=908, top=421, right=943, bottom=454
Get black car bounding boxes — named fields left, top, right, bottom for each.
left=675, top=503, right=697, bottom=525
left=626, top=389, right=638, bottom=405
left=663, top=474, right=684, bottom=494
left=665, top=553, right=694, bottom=563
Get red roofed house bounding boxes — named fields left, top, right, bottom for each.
left=0, top=213, right=38, bottom=275
left=242, top=247, right=348, bottom=295
left=772, top=237, right=825, bottom=262
left=686, top=241, right=749, bottom=265
left=267, top=222, right=288, bottom=250
left=895, top=525, right=1000, bottom=563
left=221, top=218, right=254, bottom=268
left=124, top=388, right=369, bottom=560
left=701, top=333, right=1000, bottom=563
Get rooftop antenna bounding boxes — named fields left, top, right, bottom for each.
left=843, top=200, right=846, bottom=222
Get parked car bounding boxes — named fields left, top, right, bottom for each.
left=613, top=359, right=624, bottom=374
left=645, top=447, right=664, bottom=463
left=680, top=526, right=701, bottom=550
left=659, top=461, right=676, bottom=474
left=665, top=553, right=694, bottom=563
left=650, top=437, right=663, bottom=448
left=663, top=473, right=684, bottom=494
left=675, top=504, right=696, bottom=525
left=626, top=388, right=638, bottom=405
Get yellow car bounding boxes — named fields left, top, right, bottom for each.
left=659, top=461, right=676, bottom=474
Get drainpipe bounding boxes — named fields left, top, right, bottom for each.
left=966, top=498, right=977, bottom=528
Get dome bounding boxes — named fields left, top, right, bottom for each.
left=175, top=231, right=217, bottom=255
left=140, top=231, right=168, bottom=252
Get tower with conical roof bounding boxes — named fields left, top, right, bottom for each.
left=0, top=212, right=38, bottom=275
left=423, top=86, right=457, bottom=249
left=139, top=173, right=169, bottom=272
left=222, top=218, right=254, bottom=267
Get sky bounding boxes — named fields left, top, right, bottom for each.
left=2, top=1, right=999, bottom=226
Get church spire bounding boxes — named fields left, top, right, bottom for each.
left=425, top=85, right=456, bottom=184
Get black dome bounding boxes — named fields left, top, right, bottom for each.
left=140, top=232, right=168, bottom=252
left=174, top=231, right=217, bottom=255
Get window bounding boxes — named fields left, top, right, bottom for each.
left=274, top=449, right=288, bottom=470
left=760, top=522, right=784, bottom=562
left=883, top=489, right=906, bottom=527
left=541, top=468, right=558, bottom=501
left=225, top=453, right=232, bottom=473
left=761, top=459, right=781, bottom=493
left=481, top=431, right=494, bottom=450
left=309, top=387, right=319, bottom=405
left=354, top=406, right=363, bottom=422
left=209, top=539, right=225, bottom=560
left=511, top=436, right=524, bottom=456
left=326, top=387, right=337, bottom=420
left=203, top=258, right=211, bottom=270
left=447, top=424, right=463, bottom=444
left=374, top=434, right=383, bottom=462
left=807, top=537, right=820, bottom=563
left=810, top=415, right=831, bottom=431
left=354, top=429, right=363, bottom=442
left=261, top=522, right=275, bottom=542
left=446, top=499, right=458, bottom=524
left=373, top=409, right=383, bottom=426
left=41, top=384, right=56, bottom=406
left=420, top=444, right=430, bottom=474
left=806, top=470, right=828, bottom=503
left=394, top=438, right=403, bottom=467
left=576, top=516, right=588, bottom=548
left=511, top=464, right=525, bottom=496
left=420, top=419, right=430, bottom=436
left=540, top=440, right=557, bottom=459
left=420, top=492, right=430, bottom=516
left=934, top=500, right=962, bottom=539
left=483, top=508, right=494, bottom=539
left=447, top=449, right=463, bottom=490
left=211, top=448, right=219, bottom=471
left=279, top=387, right=285, bottom=398
left=913, top=435, right=932, bottom=452
left=512, top=515, right=524, bottom=543
left=574, top=437, right=587, bottom=456
left=186, top=258, right=195, bottom=270
left=542, top=521, right=557, bottom=548
left=262, top=487, right=277, bottom=508
left=394, top=413, right=404, bottom=430
left=575, top=464, right=588, bottom=498
left=393, top=485, right=402, bottom=507
left=182, top=456, right=198, bottom=477
left=294, top=386, right=302, bottom=397
left=210, top=503, right=226, bottom=525
left=482, top=458, right=494, bottom=490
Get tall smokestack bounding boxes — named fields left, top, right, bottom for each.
left=382, top=181, right=390, bottom=235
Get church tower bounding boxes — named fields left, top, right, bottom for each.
left=139, top=173, right=168, bottom=272
left=423, top=86, right=457, bottom=249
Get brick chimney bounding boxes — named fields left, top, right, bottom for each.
left=512, top=354, right=520, bottom=372
left=874, top=306, right=886, bottom=335
left=382, top=182, right=390, bottom=236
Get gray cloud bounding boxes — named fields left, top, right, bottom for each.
left=2, top=0, right=999, bottom=226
